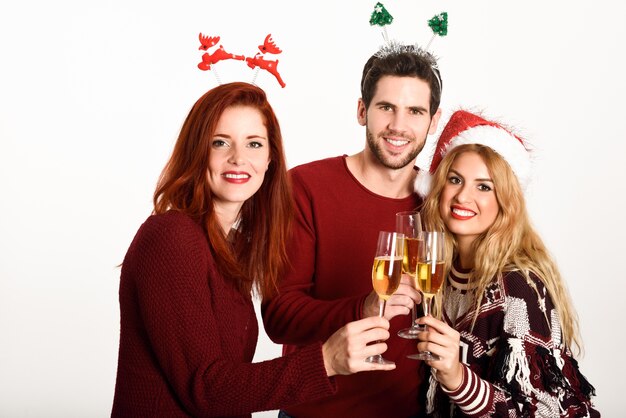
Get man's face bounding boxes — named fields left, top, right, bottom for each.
left=357, top=76, right=440, bottom=169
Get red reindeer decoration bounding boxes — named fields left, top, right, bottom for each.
left=197, top=33, right=244, bottom=71
left=196, top=32, right=286, bottom=88
left=245, top=34, right=286, bottom=88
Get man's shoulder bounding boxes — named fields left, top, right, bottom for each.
left=289, top=156, right=348, bottom=184
left=289, top=155, right=345, bottom=174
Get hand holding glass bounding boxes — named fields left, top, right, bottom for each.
left=408, top=231, right=445, bottom=361
left=395, top=211, right=423, bottom=339
left=365, top=231, right=405, bottom=365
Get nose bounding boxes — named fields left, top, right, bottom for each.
left=387, top=112, right=407, bottom=133
left=227, top=145, right=245, bottom=166
left=454, top=184, right=472, bottom=204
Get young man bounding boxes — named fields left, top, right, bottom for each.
left=262, top=45, right=443, bottom=418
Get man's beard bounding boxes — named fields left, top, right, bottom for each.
left=366, top=128, right=425, bottom=169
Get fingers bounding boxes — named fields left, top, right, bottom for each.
left=400, top=274, right=422, bottom=304
left=362, top=341, right=388, bottom=358
left=341, top=318, right=391, bottom=351
left=399, top=273, right=413, bottom=285
left=324, top=315, right=404, bottom=376
left=354, top=342, right=396, bottom=373
left=416, top=315, right=451, bottom=333
left=365, top=279, right=421, bottom=321
left=394, top=282, right=421, bottom=301
left=362, top=358, right=396, bottom=372
left=383, top=283, right=420, bottom=321
left=345, top=315, right=390, bottom=333
left=390, top=285, right=421, bottom=309
left=360, top=326, right=391, bottom=346
left=415, top=322, right=461, bottom=379
left=382, top=304, right=411, bottom=320
left=366, top=363, right=396, bottom=371
left=416, top=320, right=458, bottom=348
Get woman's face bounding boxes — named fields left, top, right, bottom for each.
left=207, top=105, right=270, bottom=213
left=439, top=151, right=500, bottom=245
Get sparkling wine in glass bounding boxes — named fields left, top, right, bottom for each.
left=365, top=231, right=405, bottom=365
left=395, top=211, right=423, bottom=339
left=408, top=231, right=445, bottom=361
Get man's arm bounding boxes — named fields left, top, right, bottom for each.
left=262, top=169, right=366, bottom=344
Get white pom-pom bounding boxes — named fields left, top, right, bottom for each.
left=414, top=168, right=432, bottom=197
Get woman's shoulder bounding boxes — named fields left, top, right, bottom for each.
left=139, top=211, right=203, bottom=238
left=499, top=269, right=546, bottom=298
left=498, top=270, right=554, bottom=335
left=128, top=211, right=209, bottom=259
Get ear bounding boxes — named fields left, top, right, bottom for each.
left=356, top=98, right=367, bottom=126
left=428, top=108, right=442, bottom=135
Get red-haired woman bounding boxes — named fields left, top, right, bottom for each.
left=111, top=82, right=395, bottom=417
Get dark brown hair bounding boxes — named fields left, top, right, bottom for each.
left=360, top=45, right=442, bottom=116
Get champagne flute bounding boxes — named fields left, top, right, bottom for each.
left=408, top=231, right=445, bottom=361
left=365, top=231, right=405, bottom=365
left=395, top=211, right=423, bottom=339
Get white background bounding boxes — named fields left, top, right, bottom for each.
left=1, top=1, right=624, bottom=416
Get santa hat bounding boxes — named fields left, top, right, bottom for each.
left=415, top=110, right=532, bottom=196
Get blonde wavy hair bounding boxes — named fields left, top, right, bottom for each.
left=421, top=143, right=582, bottom=355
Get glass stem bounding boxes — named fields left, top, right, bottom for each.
left=370, top=298, right=387, bottom=359
left=378, top=298, right=386, bottom=318
left=410, top=303, right=417, bottom=327
left=422, top=295, right=432, bottom=317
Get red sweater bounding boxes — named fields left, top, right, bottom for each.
left=262, top=156, right=425, bottom=418
left=112, top=211, right=336, bottom=417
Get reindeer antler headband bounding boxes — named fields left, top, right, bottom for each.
left=197, top=32, right=286, bottom=88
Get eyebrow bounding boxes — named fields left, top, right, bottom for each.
left=374, top=101, right=428, bottom=113
left=213, top=133, right=268, bottom=140
left=449, top=169, right=493, bottom=183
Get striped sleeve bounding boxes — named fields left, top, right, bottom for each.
left=441, top=365, right=494, bottom=417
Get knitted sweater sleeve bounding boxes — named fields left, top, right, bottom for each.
left=262, top=166, right=368, bottom=345
left=438, top=271, right=599, bottom=417
left=123, top=213, right=336, bottom=416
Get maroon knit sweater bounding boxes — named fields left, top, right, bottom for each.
left=112, top=211, right=336, bottom=417
left=262, top=156, right=425, bottom=418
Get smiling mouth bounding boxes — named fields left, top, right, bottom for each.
left=385, top=137, right=409, bottom=147
left=451, top=207, right=476, bottom=218
left=223, top=173, right=250, bottom=179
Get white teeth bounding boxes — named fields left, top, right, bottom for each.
left=452, top=208, right=475, bottom=217
left=224, top=173, right=249, bottom=179
left=386, top=138, right=408, bottom=146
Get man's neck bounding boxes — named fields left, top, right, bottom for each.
left=345, top=151, right=416, bottom=199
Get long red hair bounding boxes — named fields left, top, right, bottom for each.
left=153, top=82, right=293, bottom=299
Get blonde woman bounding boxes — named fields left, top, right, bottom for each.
left=414, top=110, right=599, bottom=417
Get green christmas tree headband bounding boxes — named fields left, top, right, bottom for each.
left=369, top=3, right=448, bottom=90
